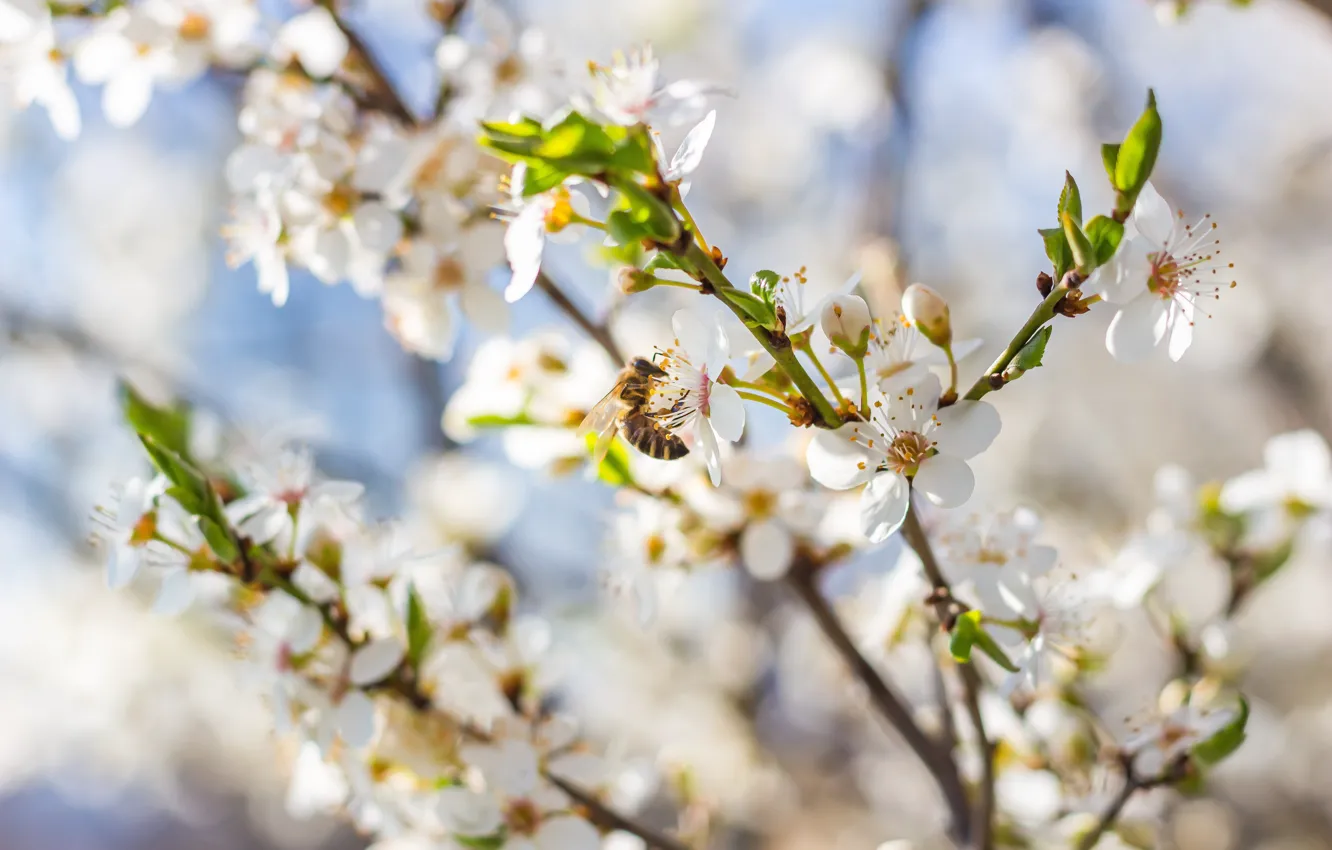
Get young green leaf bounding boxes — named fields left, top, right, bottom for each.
left=406, top=583, right=431, bottom=670
left=534, top=111, right=617, bottom=170
left=1058, top=171, right=1082, bottom=225
left=1083, top=215, right=1126, bottom=266
left=119, top=381, right=192, bottom=461
left=1191, top=696, right=1249, bottom=766
left=720, top=287, right=778, bottom=331
left=949, top=611, right=1020, bottom=672
left=1013, top=326, right=1053, bottom=373
left=750, top=269, right=781, bottom=304
left=610, top=180, right=682, bottom=244
left=1061, top=211, right=1095, bottom=276
left=1114, top=90, right=1163, bottom=201
left=1040, top=227, right=1073, bottom=281
left=198, top=516, right=239, bottom=563
left=519, top=161, right=570, bottom=197
left=1101, top=143, right=1120, bottom=185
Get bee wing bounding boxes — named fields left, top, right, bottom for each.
left=577, top=388, right=623, bottom=441
left=591, top=424, right=617, bottom=468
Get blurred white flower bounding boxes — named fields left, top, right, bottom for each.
left=935, top=507, right=1058, bottom=614
left=0, top=4, right=81, bottom=139
left=274, top=6, right=348, bottom=79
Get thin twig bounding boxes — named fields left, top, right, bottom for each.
left=534, top=271, right=625, bottom=364
left=547, top=772, right=692, bottom=850
left=1076, top=754, right=1189, bottom=850
left=319, top=0, right=418, bottom=126
left=785, top=560, right=972, bottom=845
left=901, top=501, right=994, bottom=850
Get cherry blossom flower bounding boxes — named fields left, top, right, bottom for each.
left=864, top=315, right=981, bottom=392
left=1088, top=182, right=1235, bottom=363
left=273, top=6, right=348, bottom=79
left=96, top=475, right=162, bottom=589
left=991, top=572, right=1102, bottom=694
left=651, top=309, right=747, bottom=486
left=226, top=444, right=364, bottom=545
left=0, top=4, right=81, bottom=139
left=1221, top=429, right=1332, bottom=516
left=934, top=508, right=1058, bottom=614
left=1124, top=701, right=1237, bottom=775
left=73, top=6, right=177, bottom=127
left=501, top=180, right=587, bottom=303
left=588, top=45, right=722, bottom=127
left=806, top=374, right=1000, bottom=542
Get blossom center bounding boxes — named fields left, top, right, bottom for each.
left=504, top=798, right=541, bottom=836
left=744, top=489, right=776, bottom=520
left=179, top=12, right=211, bottom=41
left=884, top=431, right=931, bottom=474
left=433, top=255, right=466, bottom=292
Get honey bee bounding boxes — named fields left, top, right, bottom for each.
left=579, top=358, right=690, bottom=464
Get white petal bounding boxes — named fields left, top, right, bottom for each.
left=460, top=280, right=509, bottom=334
left=335, top=690, right=376, bottom=748
left=806, top=424, right=875, bottom=490
left=534, top=816, right=600, bottom=850
left=437, top=787, right=503, bottom=836
left=74, top=29, right=132, bottom=83
left=286, top=604, right=325, bottom=654
left=1167, top=298, right=1194, bottom=362
left=706, top=382, right=745, bottom=442
left=1132, top=182, right=1176, bottom=247
left=352, top=201, right=403, bottom=253
left=696, top=416, right=722, bottom=486
left=931, top=400, right=1000, bottom=459
left=1091, top=235, right=1152, bottom=305
left=503, top=203, right=545, bottom=302
left=348, top=637, right=404, bottom=685
left=1266, top=429, right=1332, bottom=486
left=279, top=7, right=349, bottom=78
left=152, top=568, right=194, bottom=616
left=742, top=350, right=776, bottom=382
left=41, top=82, right=81, bottom=140
left=740, top=519, right=794, bottom=580
left=106, top=546, right=141, bottom=589
left=102, top=64, right=154, bottom=128
left=860, top=472, right=910, bottom=543
left=238, top=502, right=289, bottom=544
left=912, top=454, right=975, bottom=508
left=668, top=109, right=715, bottom=180
left=1105, top=296, right=1167, bottom=363
left=670, top=309, right=709, bottom=359
left=1218, top=469, right=1279, bottom=514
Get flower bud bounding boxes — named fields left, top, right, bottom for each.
left=901, top=283, right=952, bottom=347
left=616, top=267, right=658, bottom=294
left=820, top=294, right=872, bottom=359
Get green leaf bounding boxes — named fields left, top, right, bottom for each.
left=406, top=583, right=431, bottom=670
left=140, top=435, right=227, bottom=527
left=1062, top=212, right=1094, bottom=276
left=1191, top=696, right=1249, bottom=766
left=586, top=431, right=634, bottom=487
left=1040, top=227, right=1072, bottom=280
left=1101, top=143, right=1120, bottom=185
left=1084, top=215, right=1125, bottom=266
left=534, top=111, right=617, bottom=169
left=606, top=125, right=658, bottom=175
left=479, top=117, right=544, bottom=140
left=119, top=381, right=192, bottom=461
left=1114, top=90, right=1163, bottom=200
left=464, top=413, right=538, bottom=429
left=198, top=516, right=239, bottom=563
left=519, top=161, right=570, bottom=197
left=611, top=179, right=682, bottom=244
left=1058, top=171, right=1082, bottom=225
left=749, top=270, right=781, bottom=304
left=1253, top=537, right=1296, bottom=581
left=644, top=251, right=687, bottom=273
left=720, top=287, right=778, bottom=331
left=1013, top=326, right=1052, bottom=373
left=607, top=209, right=651, bottom=247
left=455, top=834, right=507, bottom=850
left=950, top=611, right=1020, bottom=672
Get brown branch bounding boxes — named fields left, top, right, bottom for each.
left=901, top=501, right=994, bottom=850
left=785, top=560, right=972, bottom=845
left=546, top=772, right=692, bottom=850
left=1076, top=753, right=1189, bottom=850
left=318, top=0, right=418, bottom=126
left=534, top=271, right=625, bottom=364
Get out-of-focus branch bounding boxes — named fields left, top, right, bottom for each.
left=534, top=271, right=625, bottom=364
left=1076, top=753, right=1189, bottom=850
left=901, top=502, right=994, bottom=850
left=319, top=0, right=419, bottom=126
left=785, top=559, right=973, bottom=845
left=1299, top=0, right=1332, bottom=23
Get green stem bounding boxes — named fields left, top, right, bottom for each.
left=678, top=242, right=843, bottom=428
left=962, top=285, right=1071, bottom=402
left=736, top=390, right=794, bottom=414
left=672, top=186, right=710, bottom=254
left=798, top=340, right=848, bottom=406
left=944, top=344, right=959, bottom=397
left=857, top=357, right=869, bottom=412
left=153, top=534, right=193, bottom=556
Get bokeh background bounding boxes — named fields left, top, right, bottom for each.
left=4, top=0, right=1332, bottom=847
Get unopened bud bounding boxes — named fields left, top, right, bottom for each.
left=616, top=267, right=657, bottom=294
left=901, top=283, right=951, bottom=347
left=820, top=294, right=872, bottom=359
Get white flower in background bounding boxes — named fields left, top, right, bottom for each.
left=273, top=6, right=348, bottom=79
left=1124, top=700, right=1237, bottom=775
left=95, top=475, right=162, bottom=589
left=224, top=192, right=290, bottom=305
left=603, top=497, right=692, bottom=626
left=588, top=44, right=723, bottom=127
left=147, top=0, right=263, bottom=79
left=1088, top=182, right=1235, bottom=362
left=0, top=3, right=81, bottom=139
left=864, top=315, right=981, bottom=392
left=73, top=6, right=177, bottom=127
left=934, top=508, right=1058, bottom=613
left=651, top=309, right=746, bottom=486
left=226, top=444, right=364, bottom=544
left=806, top=374, right=1000, bottom=542
left=434, top=0, right=559, bottom=121
left=1221, top=429, right=1332, bottom=516
left=991, top=573, right=1101, bottom=694
left=145, top=497, right=217, bottom=616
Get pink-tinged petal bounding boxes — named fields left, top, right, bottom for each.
left=861, top=471, right=910, bottom=543
left=1132, top=182, right=1176, bottom=247
left=1105, top=295, right=1167, bottom=363
left=707, top=382, right=745, bottom=442
left=740, top=519, right=794, bottom=580
left=102, top=63, right=153, bottom=127
left=460, top=280, right=509, bottom=334
left=696, top=416, right=723, bottom=486
left=806, top=424, right=876, bottom=490
left=335, top=690, right=376, bottom=748
left=152, top=568, right=194, bottom=616
left=348, top=638, right=404, bottom=686
left=912, top=454, right=975, bottom=508
left=670, top=308, right=709, bottom=359
left=932, top=400, right=1000, bottom=459
left=668, top=109, right=715, bottom=180
left=503, top=202, right=546, bottom=303
left=1167, top=298, right=1194, bottom=362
